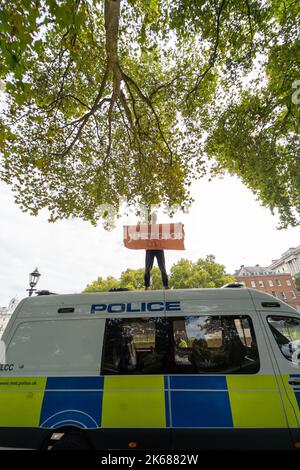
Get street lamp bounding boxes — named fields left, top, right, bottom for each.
left=27, top=268, right=41, bottom=297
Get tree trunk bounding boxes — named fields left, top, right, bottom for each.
left=105, top=0, right=121, bottom=71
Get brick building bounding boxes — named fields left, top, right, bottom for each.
left=234, top=265, right=300, bottom=311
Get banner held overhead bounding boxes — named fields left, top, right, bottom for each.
left=123, top=223, right=185, bottom=250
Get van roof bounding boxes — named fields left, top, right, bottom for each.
left=12, top=288, right=299, bottom=318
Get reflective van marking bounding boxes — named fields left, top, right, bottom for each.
left=170, top=375, right=227, bottom=391
left=40, top=377, right=103, bottom=429
left=101, top=376, right=166, bottom=428
left=0, top=374, right=296, bottom=431
left=0, top=377, right=46, bottom=427
left=44, top=376, right=103, bottom=390
left=227, top=375, right=279, bottom=391
left=294, top=390, right=300, bottom=409
left=278, top=375, right=299, bottom=427
left=40, top=409, right=99, bottom=428
left=227, top=376, right=287, bottom=428
left=169, top=376, right=232, bottom=427
left=282, top=374, right=300, bottom=427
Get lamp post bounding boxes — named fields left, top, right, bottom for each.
left=27, top=268, right=41, bottom=297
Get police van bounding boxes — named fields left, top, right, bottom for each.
left=0, top=288, right=300, bottom=450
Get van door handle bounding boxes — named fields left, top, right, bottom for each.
left=288, top=380, right=300, bottom=386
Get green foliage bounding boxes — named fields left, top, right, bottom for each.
left=0, top=0, right=299, bottom=226
left=295, top=277, right=300, bottom=294
left=84, top=275, right=120, bottom=292
left=83, top=255, right=235, bottom=291
left=170, top=255, right=235, bottom=289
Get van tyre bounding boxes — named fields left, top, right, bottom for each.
left=50, top=431, right=93, bottom=450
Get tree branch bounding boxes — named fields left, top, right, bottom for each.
left=54, top=68, right=109, bottom=156
left=119, top=89, right=134, bottom=129
left=149, top=75, right=180, bottom=99
left=42, top=94, right=89, bottom=112
left=117, top=101, right=133, bottom=146
left=186, top=0, right=227, bottom=101
left=123, top=79, right=142, bottom=129
left=122, top=71, right=173, bottom=164
left=244, top=0, right=254, bottom=55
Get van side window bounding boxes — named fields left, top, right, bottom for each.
left=171, top=315, right=259, bottom=374
left=267, top=316, right=300, bottom=363
left=101, top=318, right=169, bottom=375
left=6, top=320, right=103, bottom=374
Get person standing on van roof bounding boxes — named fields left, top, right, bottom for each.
left=144, top=212, right=169, bottom=290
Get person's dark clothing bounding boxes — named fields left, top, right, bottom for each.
left=144, top=249, right=168, bottom=288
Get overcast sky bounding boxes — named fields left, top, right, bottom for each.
left=1, top=175, right=299, bottom=307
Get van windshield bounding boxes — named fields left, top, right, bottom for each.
left=267, top=316, right=300, bottom=363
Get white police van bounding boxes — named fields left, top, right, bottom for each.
left=0, top=288, right=300, bottom=450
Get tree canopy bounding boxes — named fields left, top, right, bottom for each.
left=0, top=0, right=299, bottom=226
left=83, top=255, right=235, bottom=291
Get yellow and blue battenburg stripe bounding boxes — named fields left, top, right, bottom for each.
left=169, top=376, right=232, bottom=427
left=0, top=375, right=300, bottom=429
left=291, top=375, right=300, bottom=409
left=40, top=377, right=103, bottom=428
left=281, top=374, right=300, bottom=426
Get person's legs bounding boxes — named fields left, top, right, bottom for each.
left=144, top=250, right=155, bottom=288
left=156, top=250, right=169, bottom=288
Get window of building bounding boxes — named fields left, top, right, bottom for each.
left=271, top=291, right=277, bottom=297
left=286, top=280, right=291, bottom=286
left=275, top=279, right=281, bottom=286
left=280, top=291, right=287, bottom=300
left=251, top=281, right=256, bottom=288
left=6, top=320, right=104, bottom=374
left=171, top=315, right=259, bottom=375
left=101, top=318, right=168, bottom=375
left=291, top=291, right=297, bottom=299
left=267, top=316, right=300, bottom=363
left=259, top=280, right=264, bottom=288
left=268, top=280, right=274, bottom=287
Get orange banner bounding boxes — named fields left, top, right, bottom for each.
left=123, top=223, right=185, bottom=250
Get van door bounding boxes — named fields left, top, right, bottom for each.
left=99, top=291, right=171, bottom=449
left=165, top=309, right=292, bottom=449
left=259, top=311, right=300, bottom=445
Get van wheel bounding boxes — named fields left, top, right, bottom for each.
left=48, top=431, right=93, bottom=450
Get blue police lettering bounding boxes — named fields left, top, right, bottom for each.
left=147, top=302, right=164, bottom=311
left=91, top=304, right=106, bottom=313
left=166, top=301, right=181, bottom=311
left=126, top=303, right=140, bottom=313
left=91, top=301, right=181, bottom=314
left=107, top=303, right=126, bottom=313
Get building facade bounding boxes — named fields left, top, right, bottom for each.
left=0, top=307, right=10, bottom=338
left=269, top=245, right=300, bottom=278
left=0, top=298, right=19, bottom=338
left=234, top=265, right=300, bottom=311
